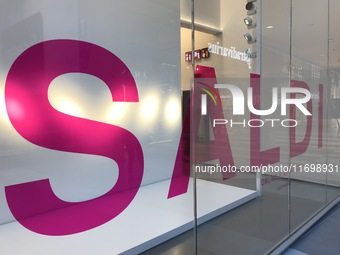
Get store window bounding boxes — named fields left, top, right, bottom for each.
left=0, top=1, right=339, bottom=255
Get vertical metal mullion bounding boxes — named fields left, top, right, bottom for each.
left=256, top=0, right=263, bottom=197
left=190, top=0, right=198, bottom=254
left=325, top=0, right=330, bottom=205
left=288, top=0, right=293, bottom=236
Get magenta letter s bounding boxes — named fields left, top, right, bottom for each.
left=5, top=40, right=144, bottom=235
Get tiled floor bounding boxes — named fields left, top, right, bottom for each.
left=141, top=182, right=340, bottom=255
left=283, top=202, right=340, bottom=255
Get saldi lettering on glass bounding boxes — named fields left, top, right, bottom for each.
left=2, top=40, right=324, bottom=236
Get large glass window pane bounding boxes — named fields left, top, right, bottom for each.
left=0, top=1, right=188, bottom=254
left=326, top=0, right=340, bottom=203
left=289, top=0, right=329, bottom=232
left=193, top=0, right=290, bottom=254
left=260, top=0, right=292, bottom=248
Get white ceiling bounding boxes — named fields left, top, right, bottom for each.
left=188, top=0, right=340, bottom=72
left=262, top=0, right=340, bottom=71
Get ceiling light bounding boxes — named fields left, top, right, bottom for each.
left=246, top=0, right=257, bottom=15
left=244, top=1, right=257, bottom=44
left=266, top=25, right=274, bottom=29
left=246, top=2, right=255, bottom=11
left=244, top=32, right=256, bottom=44
left=244, top=17, right=256, bottom=29
left=244, top=17, right=251, bottom=25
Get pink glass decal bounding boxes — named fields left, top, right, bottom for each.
left=290, top=80, right=312, bottom=158
left=168, top=65, right=235, bottom=198
left=5, top=39, right=144, bottom=235
left=250, top=73, right=280, bottom=167
left=167, top=98, right=191, bottom=198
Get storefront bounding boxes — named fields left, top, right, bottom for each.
left=0, top=1, right=339, bottom=254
